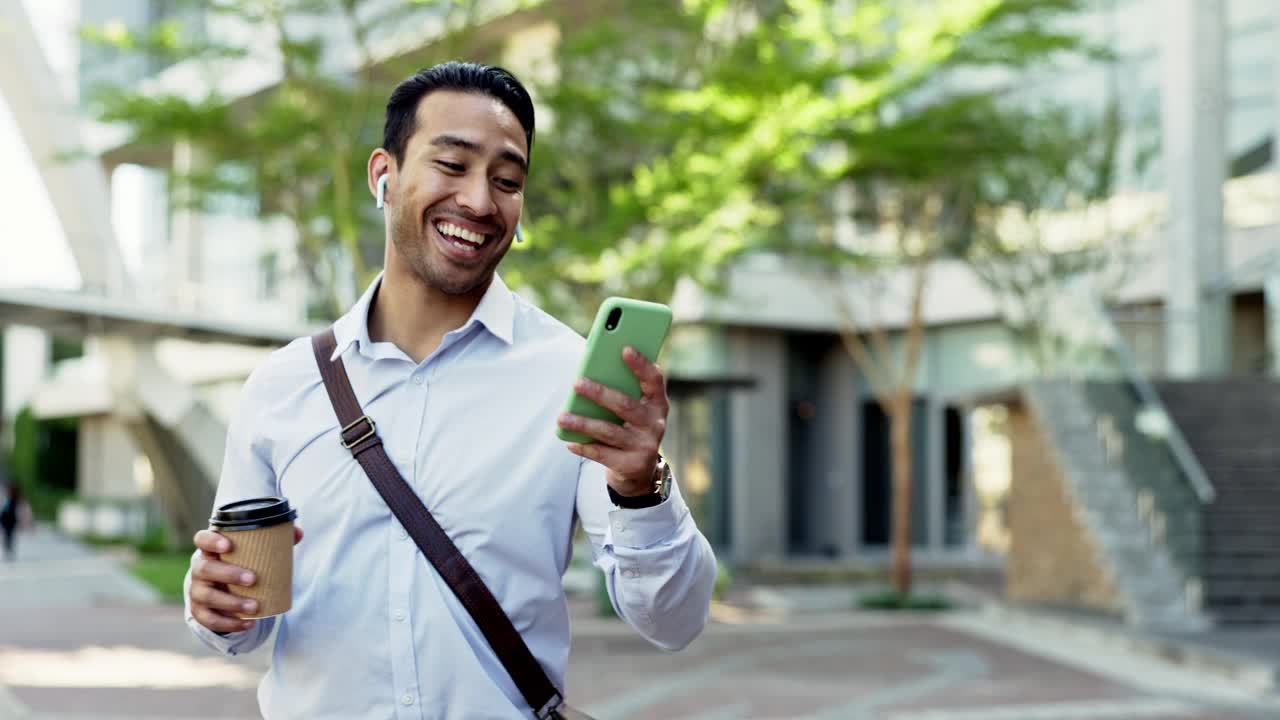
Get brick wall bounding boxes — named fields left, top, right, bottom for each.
left=1006, top=404, right=1123, bottom=614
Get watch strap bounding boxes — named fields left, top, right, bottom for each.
left=607, top=457, right=669, bottom=509
left=608, top=483, right=665, bottom=509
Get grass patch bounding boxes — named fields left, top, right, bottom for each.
left=714, top=562, right=733, bottom=601
left=79, top=534, right=137, bottom=548
left=857, top=589, right=951, bottom=612
left=82, top=526, right=169, bottom=552
left=129, top=550, right=192, bottom=604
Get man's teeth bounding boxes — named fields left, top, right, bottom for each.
left=437, top=222, right=487, bottom=246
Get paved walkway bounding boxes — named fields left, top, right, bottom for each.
left=1155, top=625, right=1280, bottom=679
left=568, top=612, right=1280, bottom=719
left=1, top=528, right=1278, bottom=719
left=0, top=525, right=158, bottom=611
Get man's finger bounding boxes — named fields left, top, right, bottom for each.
left=191, top=581, right=260, bottom=616
left=294, top=525, right=304, bottom=545
left=193, top=555, right=256, bottom=587
left=558, top=413, right=632, bottom=448
left=192, top=603, right=256, bottom=634
left=573, top=378, right=646, bottom=424
left=194, top=529, right=231, bottom=556
left=623, top=347, right=667, bottom=400
left=566, top=441, right=636, bottom=472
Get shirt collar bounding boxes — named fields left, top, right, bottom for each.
left=330, top=271, right=515, bottom=361
left=469, top=272, right=516, bottom=346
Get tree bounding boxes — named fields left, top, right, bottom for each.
left=81, top=0, right=508, bottom=318
left=962, top=101, right=1155, bottom=375
left=534, top=0, right=1104, bottom=596
left=7, top=407, right=78, bottom=522
left=84, top=0, right=1111, bottom=595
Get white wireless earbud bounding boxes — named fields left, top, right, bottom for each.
left=376, top=174, right=388, bottom=209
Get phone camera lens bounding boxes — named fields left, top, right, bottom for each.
left=605, top=307, right=622, bottom=331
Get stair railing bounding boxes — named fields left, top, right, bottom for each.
left=1084, top=291, right=1216, bottom=505
left=1048, top=279, right=1214, bottom=619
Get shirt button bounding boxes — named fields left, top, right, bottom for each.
left=623, top=569, right=638, bottom=579
left=411, top=373, right=424, bottom=385
left=613, top=520, right=627, bottom=532
left=401, top=693, right=415, bottom=706
left=394, top=609, right=406, bottom=622
left=398, top=528, right=408, bottom=541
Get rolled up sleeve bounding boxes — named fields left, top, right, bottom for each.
left=575, top=458, right=717, bottom=651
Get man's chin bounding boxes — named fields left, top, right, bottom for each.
left=420, top=263, right=492, bottom=297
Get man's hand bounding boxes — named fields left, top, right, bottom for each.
left=557, top=346, right=669, bottom=497
left=189, top=525, right=303, bottom=634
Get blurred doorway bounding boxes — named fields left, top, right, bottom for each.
left=667, top=377, right=751, bottom=554
left=860, top=399, right=967, bottom=550
left=785, top=333, right=842, bottom=557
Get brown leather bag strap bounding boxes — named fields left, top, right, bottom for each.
left=310, top=329, right=564, bottom=718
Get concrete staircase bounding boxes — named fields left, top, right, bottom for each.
left=1155, top=380, right=1280, bottom=625
left=1024, top=381, right=1208, bottom=630
left=0, top=0, right=131, bottom=296
left=102, top=338, right=225, bottom=543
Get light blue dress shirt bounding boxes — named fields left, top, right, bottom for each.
left=184, top=273, right=717, bottom=719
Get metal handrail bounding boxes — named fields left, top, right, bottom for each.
left=1090, top=295, right=1217, bottom=504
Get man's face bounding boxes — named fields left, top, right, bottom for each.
left=386, top=90, right=528, bottom=296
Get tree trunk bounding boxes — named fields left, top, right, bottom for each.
left=889, top=389, right=913, bottom=597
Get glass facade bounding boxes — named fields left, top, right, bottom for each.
left=671, top=392, right=732, bottom=551
left=78, top=0, right=206, bottom=100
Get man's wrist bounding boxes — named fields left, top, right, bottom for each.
left=607, top=457, right=670, bottom=509
left=607, top=460, right=660, bottom=496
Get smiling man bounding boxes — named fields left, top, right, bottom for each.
left=182, top=62, right=717, bottom=718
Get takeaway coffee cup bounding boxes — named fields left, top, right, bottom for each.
left=209, top=497, right=297, bottom=619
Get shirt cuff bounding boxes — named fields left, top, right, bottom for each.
left=186, top=613, right=248, bottom=656
left=605, top=478, right=690, bottom=549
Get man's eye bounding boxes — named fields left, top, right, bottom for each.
left=495, top=177, right=522, bottom=191
left=436, top=161, right=465, bottom=172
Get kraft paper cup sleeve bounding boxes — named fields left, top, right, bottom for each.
left=219, top=521, right=294, bottom=619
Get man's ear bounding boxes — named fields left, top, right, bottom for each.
left=368, top=149, right=394, bottom=207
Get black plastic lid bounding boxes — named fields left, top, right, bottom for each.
left=210, top=497, right=296, bottom=531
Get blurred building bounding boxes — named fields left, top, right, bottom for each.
left=3, top=0, right=1279, bottom=629
left=0, top=0, right=580, bottom=540
left=657, top=0, right=1280, bottom=630
left=1, top=0, right=309, bottom=541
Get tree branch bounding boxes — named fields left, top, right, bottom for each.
left=827, top=269, right=894, bottom=406
left=899, top=258, right=930, bottom=392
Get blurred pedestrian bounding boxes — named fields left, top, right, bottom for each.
left=1, top=485, right=32, bottom=562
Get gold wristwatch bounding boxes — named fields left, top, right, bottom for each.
left=607, top=456, right=672, bottom=509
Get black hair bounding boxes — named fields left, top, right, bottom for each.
left=382, top=61, right=535, bottom=166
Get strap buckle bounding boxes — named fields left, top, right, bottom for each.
left=339, top=414, right=377, bottom=449
left=533, top=691, right=565, bottom=719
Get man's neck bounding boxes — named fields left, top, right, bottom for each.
left=367, top=264, right=489, bottom=364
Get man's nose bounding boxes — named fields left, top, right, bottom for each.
left=455, top=172, right=497, bottom=218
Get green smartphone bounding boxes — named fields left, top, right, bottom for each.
left=556, top=297, right=673, bottom=444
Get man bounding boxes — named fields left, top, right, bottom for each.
left=1, top=484, right=30, bottom=562
left=184, top=62, right=717, bottom=718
